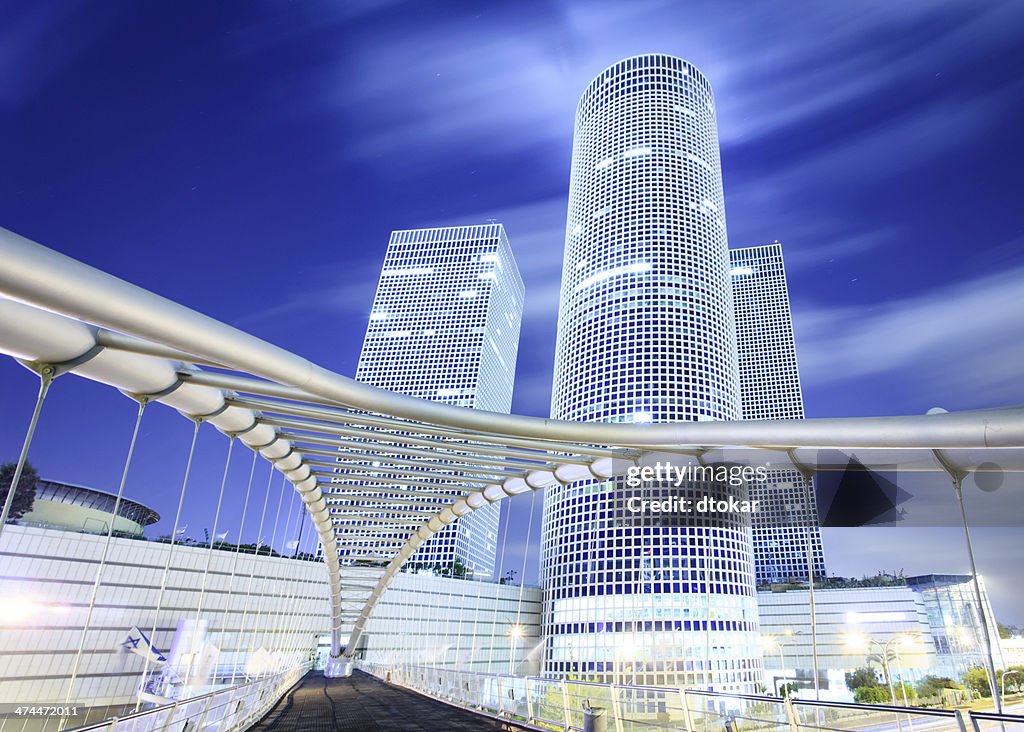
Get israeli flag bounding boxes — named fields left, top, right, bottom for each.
left=121, top=626, right=168, bottom=664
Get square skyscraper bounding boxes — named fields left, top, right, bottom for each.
left=331, top=224, right=524, bottom=579
left=730, top=242, right=826, bottom=584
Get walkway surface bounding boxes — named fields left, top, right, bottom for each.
left=250, top=670, right=522, bottom=732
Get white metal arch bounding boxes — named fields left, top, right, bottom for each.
left=1, top=226, right=1023, bottom=666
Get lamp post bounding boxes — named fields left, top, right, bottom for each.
left=763, top=629, right=800, bottom=695
left=508, top=624, right=524, bottom=676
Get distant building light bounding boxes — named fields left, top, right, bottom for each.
left=846, top=611, right=907, bottom=624
left=479, top=272, right=496, bottom=280
left=730, top=266, right=754, bottom=277
left=595, top=157, right=614, bottom=171
left=382, top=267, right=434, bottom=276
left=385, top=330, right=411, bottom=337
left=575, top=259, right=588, bottom=271
left=572, top=224, right=583, bottom=236
left=423, top=329, right=437, bottom=336
left=481, top=253, right=499, bottom=262
left=369, top=312, right=389, bottom=321
left=459, top=290, right=478, bottom=298
left=632, top=412, right=653, bottom=424
left=574, top=262, right=651, bottom=292
left=623, top=147, right=652, bottom=158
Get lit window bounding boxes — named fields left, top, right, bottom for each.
left=623, top=147, right=652, bottom=158
left=369, top=312, right=389, bottom=321
left=381, top=267, right=434, bottom=276
left=459, top=290, right=478, bottom=298
left=574, top=262, right=651, bottom=292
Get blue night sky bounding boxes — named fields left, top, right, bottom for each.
left=1, top=2, right=1023, bottom=620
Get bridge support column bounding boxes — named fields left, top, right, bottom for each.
left=325, top=656, right=352, bottom=678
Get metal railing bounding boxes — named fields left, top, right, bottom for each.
left=357, top=662, right=1024, bottom=732
left=62, top=664, right=309, bottom=732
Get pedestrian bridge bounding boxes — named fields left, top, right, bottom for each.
left=1, top=225, right=1023, bottom=731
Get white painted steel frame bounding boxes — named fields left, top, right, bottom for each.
left=1, top=226, right=1023, bottom=663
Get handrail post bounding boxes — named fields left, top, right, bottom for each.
left=680, top=689, right=696, bottom=732
left=562, top=679, right=572, bottom=731
left=783, top=694, right=800, bottom=732
left=610, top=683, right=625, bottom=732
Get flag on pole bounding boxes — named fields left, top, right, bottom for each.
left=120, top=626, right=167, bottom=664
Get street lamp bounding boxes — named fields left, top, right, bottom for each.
left=1001, top=670, right=1020, bottom=700
left=507, top=624, right=524, bottom=675
left=762, top=629, right=800, bottom=695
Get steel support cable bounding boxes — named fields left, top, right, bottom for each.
left=487, top=498, right=513, bottom=674
left=215, top=450, right=259, bottom=672
left=511, top=488, right=539, bottom=675
left=268, top=489, right=300, bottom=661
left=283, top=432, right=557, bottom=472
left=330, top=498, right=450, bottom=511
left=312, top=463, right=508, bottom=490
left=934, top=449, right=1004, bottom=715
left=185, top=435, right=236, bottom=688
left=136, top=418, right=201, bottom=712
left=261, top=415, right=600, bottom=464
left=245, top=473, right=288, bottom=663
left=232, top=462, right=276, bottom=686
left=286, top=519, right=324, bottom=672
left=296, top=445, right=528, bottom=477
left=303, top=458, right=494, bottom=486
left=227, top=393, right=618, bottom=458
left=314, top=469, right=483, bottom=496
left=62, top=398, right=147, bottom=717
left=788, top=449, right=821, bottom=702
left=0, top=369, right=54, bottom=540
left=325, top=482, right=466, bottom=501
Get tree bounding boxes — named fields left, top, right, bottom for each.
left=998, top=623, right=1021, bottom=639
left=854, top=686, right=891, bottom=704
left=917, top=675, right=959, bottom=699
left=780, top=682, right=799, bottom=698
left=448, top=559, right=467, bottom=578
left=1, top=460, right=39, bottom=522
left=962, top=666, right=991, bottom=697
left=846, top=667, right=881, bottom=691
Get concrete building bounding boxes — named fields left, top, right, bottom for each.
left=545, top=54, right=759, bottom=691
left=730, top=243, right=825, bottom=584
left=758, top=585, right=935, bottom=700
left=334, top=224, right=525, bottom=580
left=18, top=478, right=160, bottom=537
left=0, top=524, right=540, bottom=708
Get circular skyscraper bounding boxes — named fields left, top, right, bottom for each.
left=544, top=54, right=760, bottom=691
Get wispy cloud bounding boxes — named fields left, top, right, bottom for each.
left=794, top=257, right=1024, bottom=405
left=0, top=2, right=118, bottom=106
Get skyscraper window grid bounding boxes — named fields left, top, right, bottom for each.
left=329, top=224, right=525, bottom=579
left=730, top=243, right=826, bottom=584
left=544, top=54, right=761, bottom=691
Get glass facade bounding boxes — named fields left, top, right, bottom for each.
left=332, top=224, right=525, bottom=579
left=730, top=243, right=826, bottom=584
left=545, top=54, right=760, bottom=691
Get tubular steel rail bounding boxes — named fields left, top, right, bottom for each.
left=358, top=662, right=1024, bottom=732
left=2, top=225, right=1023, bottom=669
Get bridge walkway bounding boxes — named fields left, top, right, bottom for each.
left=250, top=670, right=522, bottom=732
